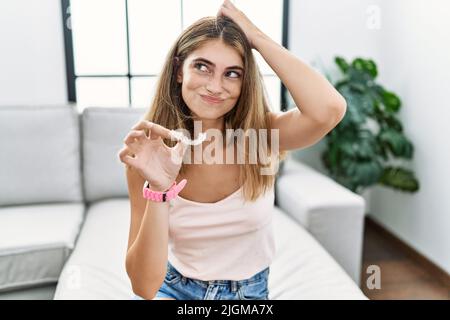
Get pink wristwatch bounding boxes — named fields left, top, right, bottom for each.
left=142, top=179, right=187, bottom=202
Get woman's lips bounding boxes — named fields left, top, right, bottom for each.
left=200, top=94, right=224, bottom=104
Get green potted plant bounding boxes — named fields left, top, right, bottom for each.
left=321, top=56, right=420, bottom=195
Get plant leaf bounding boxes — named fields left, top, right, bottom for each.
left=363, top=59, right=378, bottom=78
left=383, top=114, right=403, bottom=132
left=382, top=90, right=401, bottom=113
left=378, top=128, right=414, bottom=159
left=335, top=56, right=349, bottom=73
left=351, top=58, right=378, bottom=79
left=341, top=157, right=383, bottom=187
left=379, top=166, right=420, bottom=192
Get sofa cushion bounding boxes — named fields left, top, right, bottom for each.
left=54, top=199, right=367, bottom=299
left=0, top=203, right=84, bottom=292
left=54, top=199, right=132, bottom=299
left=81, top=107, right=145, bottom=203
left=0, top=105, right=83, bottom=206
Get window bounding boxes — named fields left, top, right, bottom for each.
left=62, top=0, right=289, bottom=112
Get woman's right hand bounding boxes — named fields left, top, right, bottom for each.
left=117, top=120, right=189, bottom=192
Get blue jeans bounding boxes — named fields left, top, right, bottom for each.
left=134, top=261, right=270, bottom=300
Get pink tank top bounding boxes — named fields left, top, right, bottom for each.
left=167, top=185, right=276, bottom=281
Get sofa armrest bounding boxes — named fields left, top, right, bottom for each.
left=275, top=156, right=366, bottom=285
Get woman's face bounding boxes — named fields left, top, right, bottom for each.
left=177, top=40, right=244, bottom=121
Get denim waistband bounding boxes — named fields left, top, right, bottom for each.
left=167, top=261, right=269, bottom=288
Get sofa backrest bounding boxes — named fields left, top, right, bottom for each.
left=81, top=107, right=145, bottom=203
left=0, top=105, right=83, bottom=206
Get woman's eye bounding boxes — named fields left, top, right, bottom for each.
left=194, top=63, right=209, bottom=73
left=226, top=71, right=241, bottom=79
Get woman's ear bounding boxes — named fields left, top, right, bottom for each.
left=174, top=56, right=183, bottom=83
left=177, top=70, right=183, bottom=83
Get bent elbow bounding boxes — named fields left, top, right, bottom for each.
left=330, top=98, right=347, bottom=125
left=126, top=255, right=165, bottom=299
left=129, top=274, right=165, bottom=300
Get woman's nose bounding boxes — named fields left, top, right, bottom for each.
left=206, top=74, right=224, bottom=94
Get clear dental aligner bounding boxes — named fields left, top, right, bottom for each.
left=170, top=130, right=207, bottom=146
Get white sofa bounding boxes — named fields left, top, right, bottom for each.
left=0, top=105, right=367, bottom=300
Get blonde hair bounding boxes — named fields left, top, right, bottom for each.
left=142, top=16, right=288, bottom=202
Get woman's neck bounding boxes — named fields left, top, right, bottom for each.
left=191, top=117, right=225, bottom=142
left=194, top=118, right=224, bottom=133
left=190, top=117, right=229, bottom=152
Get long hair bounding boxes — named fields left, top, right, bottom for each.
left=142, top=16, right=288, bottom=202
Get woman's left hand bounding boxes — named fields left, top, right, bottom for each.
left=217, top=0, right=262, bottom=50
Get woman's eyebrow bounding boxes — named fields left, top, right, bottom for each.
left=192, top=57, right=244, bottom=71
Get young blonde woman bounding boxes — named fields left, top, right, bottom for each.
left=118, top=0, right=347, bottom=300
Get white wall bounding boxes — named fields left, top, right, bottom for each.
left=369, top=0, right=450, bottom=274
left=0, top=0, right=67, bottom=105
left=288, top=0, right=450, bottom=274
